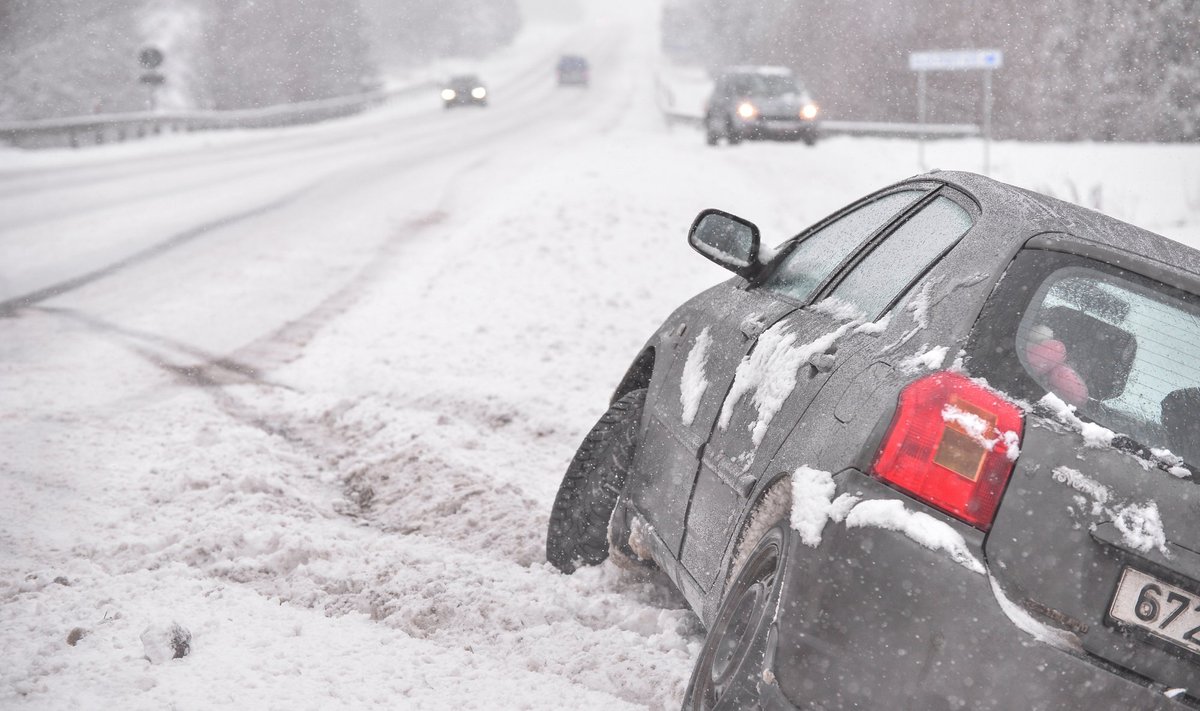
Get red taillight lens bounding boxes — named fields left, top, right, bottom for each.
left=872, top=371, right=1023, bottom=530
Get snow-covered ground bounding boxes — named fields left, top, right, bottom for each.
left=2, top=1, right=1199, bottom=709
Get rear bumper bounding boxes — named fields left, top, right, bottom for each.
left=759, top=470, right=1193, bottom=710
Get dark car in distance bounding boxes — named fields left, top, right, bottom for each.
left=557, top=55, right=590, bottom=87
left=441, top=74, right=488, bottom=108
left=547, top=171, right=1200, bottom=710
left=705, top=66, right=819, bottom=147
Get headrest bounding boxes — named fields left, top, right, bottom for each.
left=1039, top=306, right=1137, bottom=401
left=1162, top=388, right=1200, bottom=466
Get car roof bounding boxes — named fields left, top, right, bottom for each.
left=720, top=65, right=794, bottom=77
left=448, top=75, right=481, bottom=84
left=927, top=170, right=1200, bottom=289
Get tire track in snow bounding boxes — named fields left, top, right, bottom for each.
left=0, top=182, right=317, bottom=317
left=1, top=13, right=701, bottom=707
left=0, top=38, right=622, bottom=319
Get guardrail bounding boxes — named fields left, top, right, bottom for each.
left=660, top=100, right=980, bottom=141
left=0, top=81, right=436, bottom=150
left=662, top=110, right=980, bottom=141
left=820, top=120, right=980, bottom=139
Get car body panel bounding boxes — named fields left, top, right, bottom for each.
left=987, top=421, right=1200, bottom=691
left=763, top=470, right=1188, bottom=710
left=629, top=281, right=800, bottom=558
left=681, top=306, right=880, bottom=591
left=590, top=170, right=1200, bottom=707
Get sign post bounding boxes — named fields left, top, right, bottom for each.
left=908, top=49, right=1002, bottom=174
left=139, top=47, right=166, bottom=112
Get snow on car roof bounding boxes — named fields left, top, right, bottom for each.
left=722, top=65, right=794, bottom=76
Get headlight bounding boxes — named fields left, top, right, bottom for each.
left=736, top=102, right=757, bottom=119
left=800, top=103, right=819, bottom=120
left=441, top=89, right=456, bottom=101
left=471, top=87, right=487, bottom=99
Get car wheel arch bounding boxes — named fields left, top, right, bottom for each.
left=706, top=472, right=794, bottom=623
left=611, top=346, right=656, bottom=404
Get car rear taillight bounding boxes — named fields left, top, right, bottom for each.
left=872, top=371, right=1023, bottom=530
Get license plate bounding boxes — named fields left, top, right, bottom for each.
left=1110, top=567, right=1200, bottom=655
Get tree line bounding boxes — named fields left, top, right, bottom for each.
left=0, top=0, right=521, bottom=119
left=664, top=0, right=1199, bottom=142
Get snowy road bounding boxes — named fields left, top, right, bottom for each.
left=3, top=1, right=1200, bottom=709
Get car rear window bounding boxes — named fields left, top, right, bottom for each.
left=968, top=249, right=1200, bottom=465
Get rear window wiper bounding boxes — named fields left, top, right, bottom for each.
left=1029, top=400, right=1197, bottom=480
left=1110, top=434, right=1198, bottom=481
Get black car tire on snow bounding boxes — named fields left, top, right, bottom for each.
left=684, top=522, right=787, bottom=711
left=546, top=388, right=646, bottom=574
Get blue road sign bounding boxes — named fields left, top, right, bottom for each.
left=909, top=50, right=1004, bottom=72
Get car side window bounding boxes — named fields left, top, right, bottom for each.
left=758, top=190, right=923, bottom=304
left=829, top=195, right=973, bottom=319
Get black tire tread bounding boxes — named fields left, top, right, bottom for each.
left=546, top=389, right=646, bottom=574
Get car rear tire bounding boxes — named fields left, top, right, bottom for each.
left=684, top=523, right=786, bottom=710
left=546, top=389, right=646, bottom=574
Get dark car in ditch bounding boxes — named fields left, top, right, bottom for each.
left=704, top=66, right=819, bottom=147
left=547, top=171, right=1200, bottom=710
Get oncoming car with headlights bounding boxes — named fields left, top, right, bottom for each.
left=547, top=171, right=1200, bottom=709
left=441, top=74, right=488, bottom=109
left=704, top=66, right=819, bottom=147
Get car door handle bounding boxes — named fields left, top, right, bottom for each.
left=740, top=315, right=767, bottom=339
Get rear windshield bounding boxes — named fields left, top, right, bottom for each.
left=968, top=249, right=1200, bottom=465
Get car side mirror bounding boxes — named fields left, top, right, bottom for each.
left=688, top=209, right=761, bottom=278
